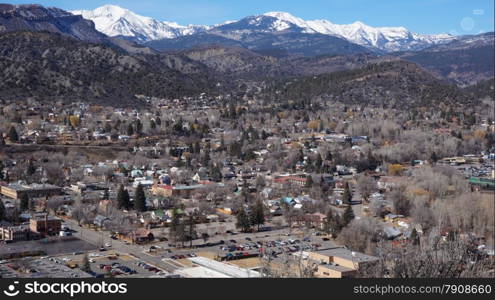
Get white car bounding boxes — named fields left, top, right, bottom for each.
left=104, top=243, right=112, bottom=247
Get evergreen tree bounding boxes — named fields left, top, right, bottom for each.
left=236, top=206, right=252, bottom=233
left=8, top=126, right=18, bottom=142
left=249, top=200, right=265, bottom=231
left=315, top=153, right=323, bottom=173
left=26, top=160, right=36, bottom=176
left=0, top=200, right=5, bottom=221
left=342, top=182, right=353, bottom=205
left=20, top=193, right=29, bottom=211
left=325, top=151, right=333, bottom=161
left=201, top=148, right=210, bottom=166
left=187, top=214, right=196, bottom=248
left=133, top=184, right=147, bottom=212
left=210, top=165, right=222, bottom=182
left=169, top=209, right=181, bottom=243
left=127, top=123, right=134, bottom=136
left=430, top=151, right=439, bottom=165
left=324, top=210, right=343, bottom=237
left=305, top=175, right=314, bottom=188
left=411, top=228, right=420, bottom=246
left=261, top=129, right=268, bottom=140
left=80, top=253, right=91, bottom=273
left=116, top=184, right=131, bottom=210
left=135, top=119, right=143, bottom=134
left=342, top=204, right=355, bottom=227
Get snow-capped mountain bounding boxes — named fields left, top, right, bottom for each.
left=236, top=12, right=455, bottom=52
left=70, top=5, right=209, bottom=43
left=71, top=6, right=456, bottom=52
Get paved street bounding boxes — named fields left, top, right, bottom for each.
left=63, top=219, right=174, bottom=273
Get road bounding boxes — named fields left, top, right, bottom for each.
left=63, top=218, right=176, bottom=273
left=62, top=217, right=337, bottom=274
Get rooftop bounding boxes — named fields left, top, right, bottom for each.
left=188, top=257, right=260, bottom=278
left=313, top=247, right=378, bottom=263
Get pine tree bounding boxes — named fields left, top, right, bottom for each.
left=8, top=126, right=18, bottom=142
left=324, top=210, right=343, bottom=237
left=20, top=193, right=29, bottom=211
left=169, top=209, right=181, bottom=243
left=26, top=160, right=36, bottom=176
left=133, top=184, right=147, bottom=212
left=236, top=206, right=252, bottom=233
left=342, top=182, right=353, bottom=205
left=80, top=253, right=91, bottom=273
left=342, top=204, right=355, bottom=227
left=430, top=151, right=439, bottom=165
left=135, top=119, right=143, bottom=134
left=0, top=200, right=5, bottom=222
left=325, top=151, right=333, bottom=161
left=305, top=175, right=314, bottom=188
left=127, top=124, right=134, bottom=136
left=187, top=214, right=196, bottom=248
left=116, top=184, right=131, bottom=210
left=411, top=228, right=420, bottom=246
left=315, top=153, right=323, bottom=173
left=210, top=164, right=222, bottom=182
left=249, top=200, right=265, bottom=231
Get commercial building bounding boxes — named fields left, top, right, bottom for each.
left=0, top=183, right=62, bottom=200
left=305, top=247, right=378, bottom=278
left=152, top=183, right=222, bottom=198
left=175, top=257, right=260, bottom=278
left=29, top=215, right=62, bottom=235
left=0, top=225, right=32, bottom=241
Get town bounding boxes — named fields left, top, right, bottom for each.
left=0, top=93, right=494, bottom=278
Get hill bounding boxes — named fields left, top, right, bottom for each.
left=0, top=31, right=214, bottom=106
left=262, top=60, right=472, bottom=108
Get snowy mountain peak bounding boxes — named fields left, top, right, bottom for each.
left=262, top=12, right=307, bottom=25
left=257, top=12, right=454, bottom=51
left=71, top=5, right=207, bottom=43
left=93, top=4, right=129, bottom=17
left=72, top=5, right=456, bottom=52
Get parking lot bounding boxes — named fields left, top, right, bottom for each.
left=145, top=228, right=337, bottom=264
left=50, top=250, right=169, bottom=278
left=0, top=237, right=97, bottom=259
left=0, top=257, right=91, bottom=278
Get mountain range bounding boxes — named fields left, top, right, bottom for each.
left=0, top=3, right=493, bottom=106
left=72, top=5, right=455, bottom=52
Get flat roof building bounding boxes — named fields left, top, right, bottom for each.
left=0, top=183, right=62, bottom=200
left=29, top=215, right=62, bottom=236
left=182, top=257, right=261, bottom=278
left=305, top=247, right=379, bottom=278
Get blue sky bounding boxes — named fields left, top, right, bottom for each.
left=8, top=0, right=495, bottom=34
